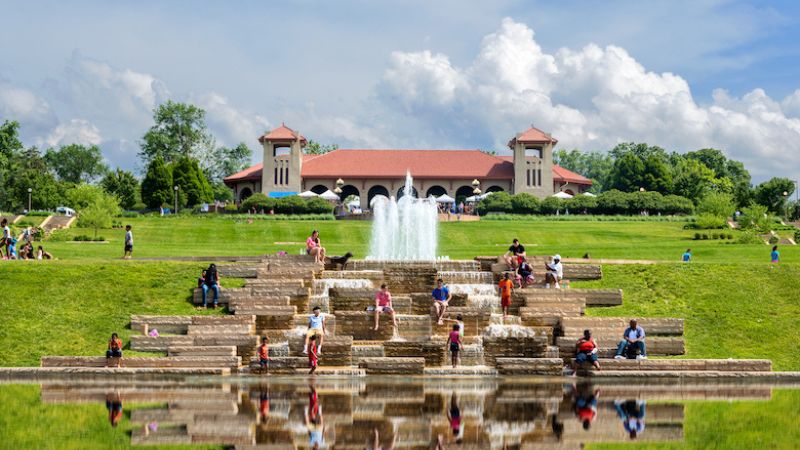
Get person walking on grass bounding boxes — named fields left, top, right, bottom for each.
left=201, top=263, right=221, bottom=308
left=106, top=333, right=123, bottom=367
left=373, top=283, right=398, bottom=332
left=308, top=335, right=319, bottom=375
left=771, top=245, right=780, bottom=263
left=682, top=248, right=692, bottom=262
left=498, top=273, right=514, bottom=317
left=446, top=324, right=463, bottom=368
left=258, top=336, right=270, bottom=373
left=303, top=306, right=325, bottom=355
left=1, top=218, right=10, bottom=259
left=432, top=278, right=452, bottom=325
left=123, top=225, right=133, bottom=259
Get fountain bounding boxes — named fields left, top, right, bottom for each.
left=368, top=172, right=438, bottom=261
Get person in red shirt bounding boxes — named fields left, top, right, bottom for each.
left=373, top=283, right=398, bottom=331
left=106, top=333, right=123, bottom=368
left=446, top=324, right=463, bottom=368
left=308, top=335, right=319, bottom=374
left=257, top=336, right=270, bottom=373
left=572, top=329, right=601, bottom=373
left=497, top=273, right=514, bottom=318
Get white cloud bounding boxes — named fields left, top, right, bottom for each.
left=40, top=118, right=102, bottom=148
left=192, top=92, right=271, bottom=151
left=376, top=18, right=800, bottom=181
left=0, top=84, right=58, bottom=140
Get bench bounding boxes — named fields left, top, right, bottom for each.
left=41, top=356, right=241, bottom=370
left=558, top=317, right=685, bottom=358
left=358, top=357, right=425, bottom=375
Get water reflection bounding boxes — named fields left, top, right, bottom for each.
left=26, top=377, right=788, bottom=448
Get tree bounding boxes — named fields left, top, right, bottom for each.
left=141, top=156, right=173, bottom=209
left=0, top=120, right=25, bottom=208
left=697, top=192, right=735, bottom=218
left=171, top=157, right=213, bottom=207
left=672, top=158, right=716, bottom=201
left=610, top=152, right=645, bottom=192
left=205, top=142, right=252, bottom=181
left=6, top=147, right=63, bottom=210
left=44, top=144, right=108, bottom=183
left=66, top=184, right=105, bottom=210
left=303, top=140, right=338, bottom=155
left=139, top=101, right=213, bottom=165
left=554, top=149, right=613, bottom=192
left=685, top=148, right=752, bottom=206
left=754, top=177, right=795, bottom=215
left=101, top=169, right=139, bottom=209
left=738, top=202, right=771, bottom=232
left=78, top=192, right=121, bottom=239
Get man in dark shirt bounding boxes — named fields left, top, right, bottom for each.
left=503, top=238, right=526, bottom=269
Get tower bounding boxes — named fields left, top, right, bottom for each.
left=509, top=126, right=557, bottom=198
left=259, top=123, right=306, bottom=195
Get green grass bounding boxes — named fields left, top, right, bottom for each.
left=33, top=215, right=798, bottom=263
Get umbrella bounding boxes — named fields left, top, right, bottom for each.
left=436, top=194, right=456, bottom=203
left=582, top=192, right=596, bottom=197
left=319, top=190, right=340, bottom=201
left=465, top=195, right=478, bottom=202
left=298, top=190, right=319, bottom=198
left=552, top=191, right=573, bottom=199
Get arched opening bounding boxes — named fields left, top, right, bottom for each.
left=339, top=185, right=360, bottom=202
left=425, top=185, right=447, bottom=198
left=368, top=185, right=390, bottom=207
left=273, top=145, right=290, bottom=157
left=564, top=189, right=575, bottom=196
left=310, top=184, right=329, bottom=195
left=239, top=187, right=253, bottom=203
left=397, top=185, right=419, bottom=199
left=486, top=185, right=505, bottom=193
left=455, top=186, right=474, bottom=204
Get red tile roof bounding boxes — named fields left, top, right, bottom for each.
left=224, top=150, right=591, bottom=186
left=258, top=123, right=307, bottom=144
left=508, top=126, right=557, bottom=146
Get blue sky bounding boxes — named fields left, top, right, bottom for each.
left=1, top=0, right=799, bottom=182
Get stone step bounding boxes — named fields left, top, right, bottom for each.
left=130, top=314, right=257, bottom=335
left=187, top=324, right=255, bottom=335
left=352, top=344, right=384, bottom=363
left=167, top=346, right=238, bottom=356
left=430, top=308, right=493, bottom=337
left=131, top=335, right=259, bottom=357
left=41, top=386, right=236, bottom=404
left=229, top=297, right=292, bottom=310
left=581, top=358, right=772, bottom=372
left=244, top=278, right=307, bottom=287
left=287, top=335, right=353, bottom=366
left=358, top=357, right=426, bottom=375
left=131, top=427, right=254, bottom=446
left=557, top=336, right=686, bottom=357
left=518, top=288, right=623, bottom=306
left=495, top=357, right=564, bottom=375
left=483, top=335, right=549, bottom=366
left=290, top=314, right=338, bottom=335
left=192, top=286, right=310, bottom=306
left=560, top=317, right=683, bottom=335
left=520, top=305, right=584, bottom=327
left=383, top=341, right=447, bottom=366
left=490, top=263, right=602, bottom=280
left=41, top=356, right=241, bottom=369
left=423, top=366, right=498, bottom=376
left=334, top=311, right=431, bottom=341
left=0, top=367, right=231, bottom=379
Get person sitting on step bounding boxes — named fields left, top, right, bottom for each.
left=503, top=238, right=526, bottom=269
left=106, top=333, right=123, bottom=367
left=516, top=258, right=534, bottom=288
left=614, top=319, right=647, bottom=360
left=572, top=329, right=601, bottom=373
left=431, top=278, right=452, bottom=325
left=545, top=254, right=563, bottom=289
left=201, top=263, right=221, bottom=308
left=303, top=306, right=326, bottom=355
left=373, top=283, right=398, bottom=331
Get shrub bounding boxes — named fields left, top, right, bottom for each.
left=768, top=235, right=779, bottom=245
left=305, top=197, right=336, bottom=214
left=120, top=211, right=139, bottom=218
left=566, top=194, right=597, bottom=213
left=224, top=203, right=238, bottom=212
left=736, top=231, right=764, bottom=244
left=795, top=230, right=800, bottom=242
left=539, top=197, right=563, bottom=214
left=476, top=192, right=513, bottom=215
left=241, top=193, right=276, bottom=212
left=727, top=234, right=734, bottom=240
left=694, top=232, right=701, bottom=240
left=510, top=193, right=540, bottom=214
left=25, top=210, right=51, bottom=217
left=697, top=192, right=735, bottom=218
left=596, top=190, right=630, bottom=214
left=711, top=233, right=719, bottom=240
left=739, top=202, right=772, bottom=232
left=701, top=234, right=709, bottom=240
left=695, top=213, right=727, bottom=229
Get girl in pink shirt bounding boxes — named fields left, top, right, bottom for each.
left=306, top=230, right=326, bottom=263
left=373, top=283, right=398, bottom=331
left=447, top=324, right=462, bottom=368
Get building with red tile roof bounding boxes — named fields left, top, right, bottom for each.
left=225, top=123, right=591, bottom=208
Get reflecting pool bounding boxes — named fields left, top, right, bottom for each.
left=1, top=377, right=798, bottom=449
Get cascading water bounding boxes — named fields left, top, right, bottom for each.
left=368, top=172, right=438, bottom=260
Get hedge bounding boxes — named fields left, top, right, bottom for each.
left=476, top=190, right=694, bottom=216
left=240, top=193, right=335, bottom=215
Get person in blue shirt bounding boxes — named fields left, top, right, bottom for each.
left=771, top=245, right=779, bottom=263
left=431, top=278, right=452, bottom=325
left=682, top=248, right=691, bottom=262
left=614, top=319, right=647, bottom=359
left=614, top=399, right=646, bottom=440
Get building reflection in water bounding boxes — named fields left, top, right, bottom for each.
left=37, top=378, right=774, bottom=448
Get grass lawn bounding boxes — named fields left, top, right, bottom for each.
left=33, top=215, right=798, bottom=263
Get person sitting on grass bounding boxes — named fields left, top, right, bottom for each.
left=106, top=333, right=123, bottom=367
left=373, top=283, right=398, bottom=332
left=545, top=254, right=563, bottom=289
left=308, top=335, right=319, bottom=375
left=682, top=248, right=692, bottom=262
left=771, top=245, right=780, bottom=263
left=446, top=324, right=463, bottom=368
left=258, top=336, right=270, bottom=373
left=431, top=278, right=452, bottom=325
left=303, top=306, right=326, bottom=355
left=201, top=263, right=221, bottom=308
left=20, top=241, right=34, bottom=260
left=614, top=319, right=647, bottom=360
left=572, top=329, right=600, bottom=373
left=7, top=238, right=17, bottom=260
left=498, top=273, right=514, bottom=317
left=36, top=246, right=53, bottom=260
left=503, top=238, right=526, bottom=269
left=516, top=258, right=534, bottom=288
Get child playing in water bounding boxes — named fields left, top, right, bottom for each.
left=446, top=324, right=462, bottom=368
left=498, top=273, right=514, bottom=317
left=258, top=336, right=270, bottom=373
left=308, top=335, right=319, bottom=374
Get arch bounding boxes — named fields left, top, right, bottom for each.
left=486, top=185, right=504, bottom=193
left=455, top=186, right=474, bottom=204
left=339, top=185, right=360, bottom=201
left=310, top=184, right=329, bottom=195
left=273, top=144, right=290, bottom=157
left=564, top=189, right=575, bottom=196
left=425, top=185, right=447, bottom=198
left=397, top=185, right=419, bottom=199
left=368, top=185, right=390, bottom=206
left=239, top=187, right=253, bottom=203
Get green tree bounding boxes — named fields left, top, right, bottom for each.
left=171, top=157, right=213, bottom=207
left=672, top=158, right=716, bottom=201
left=44, top=144, right=108, bottom=183
left=65, top=184, right=105, bottom=210
left=610, top=152, right=645, bottom=192
left=101, top=169, right=139, bottom=209
left=140, top=101, right=213, bottom=164
left=77, top=192, right=121, bottom=239
left=303, top=140, right=338, bottom=155
left=0, top=120, right=25, bottom=208
left=7, top=147, right=63, bottom=210
left=754, top=177, right=795, bottom=215
left=554, top=149, right=613, bottom=192
left=739, top=202, right=771, bottom=232
left=685, top=148, right=752, bottom=206
left=140, top=156, right=173, bottom=209
left=206, top=142, right=252, bottom=181
left=697, top=192, right=735, bottom=218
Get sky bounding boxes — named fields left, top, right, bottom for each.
left=1, top=0, right=799, bottom=183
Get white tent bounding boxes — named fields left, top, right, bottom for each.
left=319, top=190, right=340, bottom=201
left=582, top=192, right=597, bottom=197
left=298, top=190, right=319, bottom=198
left=436, top=194, right=456, bottom=203
left=552, top=191, right=574, bottom=199
left=465, top=195, right=478, bottom=202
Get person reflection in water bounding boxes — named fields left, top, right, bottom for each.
left=305, top=382, right=324, bottom=449
left=573, top=382, right=600, bottom=431
left=615, top=399, right=646, bottom=439
left=447, top=392, right=464, bottom=443
left=259, top=386, right=270, bottom=425
left=105, top=391, right=123, bottom=428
